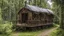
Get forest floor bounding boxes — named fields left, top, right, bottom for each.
left=11, top=27, right=58, bottom=36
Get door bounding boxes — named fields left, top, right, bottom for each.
left=22, top=13, right=28, bottom=23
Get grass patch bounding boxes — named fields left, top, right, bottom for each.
left=18, top=30, right=42, bottom=36
left=50, top=28, right=64, bottom=36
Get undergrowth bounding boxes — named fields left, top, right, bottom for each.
left=50, top=28, right=64, bottom=36
left=0, top=21, right=13, bottom=36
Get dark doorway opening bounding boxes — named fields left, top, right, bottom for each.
left=22, top=13, right=28, bottom=23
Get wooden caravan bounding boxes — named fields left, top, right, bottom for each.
left=17, top=5, right=54, bottom=27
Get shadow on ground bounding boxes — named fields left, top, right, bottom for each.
left=14, top=25, right=54, bottom=32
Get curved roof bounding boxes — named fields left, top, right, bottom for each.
left=25, top=5, right=54, bottom=14
left=19, top=5, right=54, bottom=15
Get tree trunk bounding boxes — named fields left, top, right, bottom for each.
left=60, top=1, right=64, bottom=29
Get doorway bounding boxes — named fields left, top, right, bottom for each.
left=22, top=13, right=28, bottom=23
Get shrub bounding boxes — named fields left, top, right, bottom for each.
left=0, top=22, right=13, bottom=36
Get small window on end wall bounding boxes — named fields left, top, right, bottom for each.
left=22, top=13, right=28, bottom=23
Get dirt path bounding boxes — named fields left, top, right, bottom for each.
left=38, top=27, right=58, bottom=36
